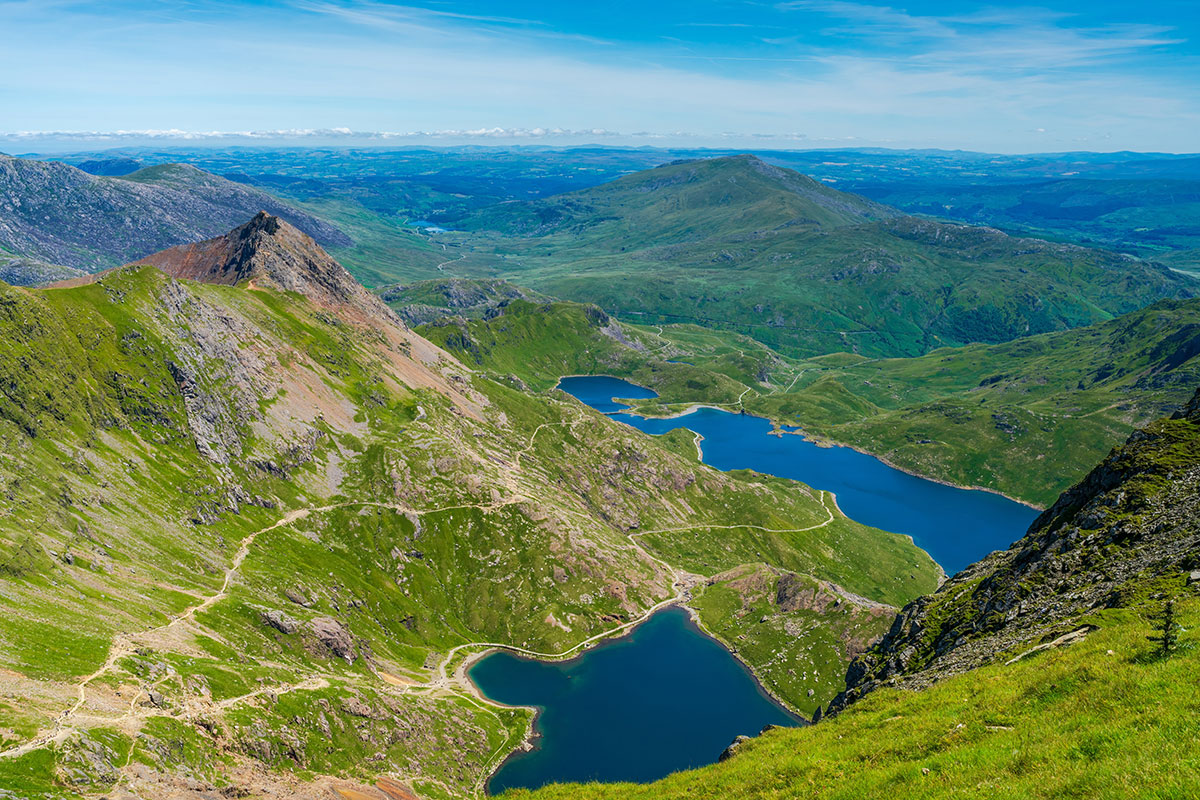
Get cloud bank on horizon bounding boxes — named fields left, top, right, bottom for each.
left=1, top=0, right=1197, bottom=153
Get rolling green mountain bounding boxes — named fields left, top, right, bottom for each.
left=507, top=389, right=1200, bottom=800
left=450, top=156, right=1195, bottom=357
left=0, top=155, right=349, bottom=271
left=0, top=217, right=936, bottom=799
left=415, top=287, right=1200, bottom=506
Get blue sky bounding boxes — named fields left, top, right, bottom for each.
left=1, top=0, right=1197, bottom=152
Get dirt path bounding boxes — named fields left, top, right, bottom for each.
left=435, top=253, right=467, bottom=272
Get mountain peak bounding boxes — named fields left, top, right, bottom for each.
left=132, top=213, right=394, bottom=320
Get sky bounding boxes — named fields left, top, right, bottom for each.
left=0, top=0, right=1197, bottom=153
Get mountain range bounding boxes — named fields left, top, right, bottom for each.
left=1, top=148, right=1197, bottom=800
left=0, top=214, right=936, bottom=798
left=450, top=155, right=1197, bottom=357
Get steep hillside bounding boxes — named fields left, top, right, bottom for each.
left=452, top=156, right=1194, bottom=357
left=0, top=218, right=937, bottom=799
left=0, top=155, right=349, bottom=271
left=507, top=392, right=1200, bottom=800
left=832, top=387, right=1200, bottom=707
left=0, top=248, right=83, bottom=286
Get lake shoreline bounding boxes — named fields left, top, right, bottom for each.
left=465, top=601, right=809, bottom=795
left=615, top=398, right=1044, bottom=512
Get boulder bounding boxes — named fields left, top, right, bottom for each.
left=718, top=735, right=752, bottom=762
left=310, top=616, right=356, bottom=662
left=260, top=609, right=300, bottom=635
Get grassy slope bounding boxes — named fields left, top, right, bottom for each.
left=417, top=292, right=1200, bottom=507
left=446, top=156, right=1195, bottom=359
left=505, top=594, right=1200, bottom=800
left=0, top=265, right=936, bottom=797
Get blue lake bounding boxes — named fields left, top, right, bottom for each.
left=557, top=375, right=1039, bottom=575
left=471, top=606, right=799, bottom=795
left=471, top=375, right=1039, bottom=795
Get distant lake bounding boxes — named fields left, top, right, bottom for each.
left=557, top=375, right=1038, bottom=575
left=407, top=219, right=451, bottom=232
left=471, top=606, right=798, bottom=795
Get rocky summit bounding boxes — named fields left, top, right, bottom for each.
left=133, top=212, right=394, bottom=320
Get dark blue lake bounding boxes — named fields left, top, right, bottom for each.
left=471, top=606, right=799, bottom=795
left=557, top=375, right=1039, bottom=575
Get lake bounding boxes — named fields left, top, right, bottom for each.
left=472, top=375, right=1039, bottom=794
left=470, top=606, right=799, bottom=795
left=557, top=375, right=1039, bottom=575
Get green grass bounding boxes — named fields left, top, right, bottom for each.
left=690, top=565, right=895, bottom=714
left=419, top=291, right=1200, bottom=506
left=0, top=260, right=938, bottom=797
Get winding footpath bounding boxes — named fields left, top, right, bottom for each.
left=0, top=408, right=844, bottom=798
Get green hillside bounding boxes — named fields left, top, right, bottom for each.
left=0, top=223, right=936, bottom=798
left=448, top=156, right=1195, bottom=358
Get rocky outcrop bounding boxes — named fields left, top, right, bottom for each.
left=310, top=616, right=356, bottom=663
left=379, top=278, right=549, bottom=326
left=718, top=735, right=752, bottom=762
left=261, top=609, right=300, bottom=635
left=134, top=212, right=393, bottom=322
left=829, top=387, right=1200, bottom=713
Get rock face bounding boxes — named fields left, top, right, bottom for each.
left=0, top=155, right=349, bottom=270
left=830, top=387, right=1200, bottom=713
left=379, top=278, right=550, bottom=327
left=133, top=212, right=390, bottom=320
left=0, top=254, right=84, bottom=286
left=261, top=609, right=300, bottom=635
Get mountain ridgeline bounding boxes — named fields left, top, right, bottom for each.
left=0, top=215, right=938, bottom=799
left=830, top=387, right=1200, bottom=710
left=456, top=155, right=1196, bottom=358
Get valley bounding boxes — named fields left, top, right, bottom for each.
left=0, top=212, right=937, bottom=799
left=0, top=144, right=1196, bottom=800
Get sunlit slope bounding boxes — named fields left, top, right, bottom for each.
left=0, top=219, right=936, bottom=798
left=508, top=389, right=1200, bottom=800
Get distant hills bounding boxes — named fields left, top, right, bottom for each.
left=0, top=155, right=350, bottom=272
left=456, top=155, right=1197, bottom=357
left=853, top=177, right=1200, bottom=255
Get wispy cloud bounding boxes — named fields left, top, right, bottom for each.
left=0, top=0, right=1195, bottom=152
